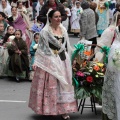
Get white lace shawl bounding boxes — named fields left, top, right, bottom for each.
left=34, top=24, right=74, bottom=91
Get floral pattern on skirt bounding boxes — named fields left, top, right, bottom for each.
left=28, top=67, right=78, bottom=115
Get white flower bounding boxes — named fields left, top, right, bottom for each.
left=9, top=35, right=15, bottom=41
left=33, top=44, right=38, bottom=49
left=4, top=35, right=15, bottom=48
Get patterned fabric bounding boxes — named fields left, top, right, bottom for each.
left=97, top=10, right=109, bottom=31
left=34, top=25, right=73, bottom=90
left=70, top=7, right=82, bottom=33
left=9, top=14, right=31, bottom=50
left=80, top=8, right=98, bottom=40
left=102, top=29, right=120, bottom=120
left=29, top=67, right=78, bottom=115
left=102, top=70, right=116, bottom=119
left=30, top=40, right=37, bottom=70
left=0, top=47, right=9, bottom=76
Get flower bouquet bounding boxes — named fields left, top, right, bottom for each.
left=4, top=35, right=17, bottom=50
left=72, top=43, right=110, bottom=101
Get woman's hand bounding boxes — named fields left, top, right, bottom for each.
left=18, top=50, right=22, bottom=55
left=15, top=50, right=19, bottom=54
left=32, top=65, right=37, bottom=71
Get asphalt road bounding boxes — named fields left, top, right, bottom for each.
left=0, top=35, right=102, bottom=120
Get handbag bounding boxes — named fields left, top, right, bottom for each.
left=59, top=50, right=66, bottom=61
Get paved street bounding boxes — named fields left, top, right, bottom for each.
left=0, top=35, right=102, bottom=120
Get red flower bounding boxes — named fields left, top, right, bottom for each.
left=86, top=76, right=93, bottom=83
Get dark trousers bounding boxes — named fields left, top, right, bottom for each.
left=88, top=37, right=97, bottom=49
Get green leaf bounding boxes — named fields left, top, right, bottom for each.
left=75, top=87, right=91, bottom=99
left=91, top=87, right=102, bottom=101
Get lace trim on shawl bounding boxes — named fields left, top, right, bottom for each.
left=48, top=25, right=64, bottom=38
left=57, top=91, right=76, bottom=103
left=13, top=14, right=19, bottom=21
left=102, top=70, right=116, bottom=119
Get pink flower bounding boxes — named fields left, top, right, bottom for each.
left=76, top=71, right=84, bottom=77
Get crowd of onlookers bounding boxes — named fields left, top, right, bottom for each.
left=0, top=0, right=119, bottom=82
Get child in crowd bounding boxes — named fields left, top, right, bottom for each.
left=8, top=29, right=29, bottom=82
left=31, top=16, right=44, bottom=33
left=29, top=32, right=39, bottom=80
left=0, top=12, right=8, bottom=31
left=3, top=26, right=15, bottom=44
left=30, top=32, right=39, bottom=70
left=0, top=22, right=5, bottom=45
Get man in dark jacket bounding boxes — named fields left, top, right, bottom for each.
left=37, top=0, right=67, bottom=25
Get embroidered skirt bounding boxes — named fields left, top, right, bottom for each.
left=28, top=67, right=78, bottom=115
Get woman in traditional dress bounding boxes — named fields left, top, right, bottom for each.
left=96, top=0, right=109, bottom=37
left=0, top=26, right=15, bottom=77
left=17, top=1, right=28, bottom=15
left=3, top=26, right=15, bottom=44
left=0, top=0, right=11, bottom=17
left=7, top=29, right=29, bottom=82
left=95, top=12, right=120, bottom=62
left=102, top=25, right=120, bottom=120
left=28, top=9, right=78, bottom=119
left=7, top=6, right=31, bottom=50
left=62, top=2, right=71, bottom=31
left=70, top=1, right=82, bottom=36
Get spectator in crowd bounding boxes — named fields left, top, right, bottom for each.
left=0, top=24, right=7, bottom=77
left=17, top=1, right=27, bottom=15
left=109, top=0, right=116, bottom=24
left=31, top=0, right=38, bottom=20
left=113, top=2, right=120, bottom=15
left=0, top=12, right=8, bottom=31
left=80, top=1, right=98, bottom=54
left=29, top=32, right=39, bottom=70
left=37, top=0, right=67, bottom=25
left=12, top=0, right=29, bottom=8
left=0, top=22, right=5, bottom=42
left=90, top=2, right=99, bottom=27
left=96, top=0, right=109, bottom=37
left=0, top=0, right=11, bottom=17
left=7, top=6, right=31, bottom=50
left=62, top=2, right=71, bottom=31
left=8, top=29, right=29, bottom=82
left=29, top=9, right=77, bottom=119
left=36, top=0, right=44, bottom=17
left=3, top=26, right=15, bottom=44
left=31, top=16, right=44, bottom=33
left=70, top=1, right=83, bottom=36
